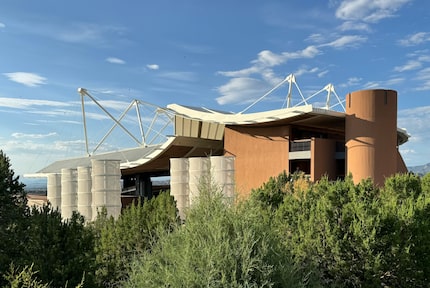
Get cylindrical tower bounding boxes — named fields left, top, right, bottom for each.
left=77, top=166, right=92, bottom=221
left=61, top=168, right=77, bottom=219
left=170, top=158, right=189, bottom=220
left=91, top=159, right=122, bottom=221
left=188, top=157, right=210, bottom=206
left=47, top=173, right=61, bottom=211
left=210, top=156, right=235, bottom=200
left=345, top=89, right=398, bottom=186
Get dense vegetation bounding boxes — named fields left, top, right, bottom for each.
left=2, top=149, right=430, bottom=287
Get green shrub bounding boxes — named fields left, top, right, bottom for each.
left=252, top=172, right=430, bottom=287
left=93, top=191, right=178, bottom=287
left=24, top=205, right=96, bottom=288
left=124, top=179, right=314, bottom=288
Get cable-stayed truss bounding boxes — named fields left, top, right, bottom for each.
left=238, top=74, right=345, bottom=114
left=78, top=88, right=175, bottom=156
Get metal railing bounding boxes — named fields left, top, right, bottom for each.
left=290, top=140, right=311, bottom=152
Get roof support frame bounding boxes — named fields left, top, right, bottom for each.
left=78, top=88, right=174, bottom=156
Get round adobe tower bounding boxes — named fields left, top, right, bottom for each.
left=345, top=89, right=398, bottom=186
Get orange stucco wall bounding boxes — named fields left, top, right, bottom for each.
left=311, top=138, right=337, bottom=181
left=345, top=89, right=399, bottom=186
left=224, top=125, right=290, bottom=197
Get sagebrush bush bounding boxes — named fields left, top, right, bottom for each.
left=124, top=177, right=314, bottom=288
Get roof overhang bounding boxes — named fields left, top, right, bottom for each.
left=168, top=103, right=409, bottom=145
left=35, top=136, right=223, bottom=176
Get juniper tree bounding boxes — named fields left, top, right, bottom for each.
left=0, top=150, right=28, bottom=285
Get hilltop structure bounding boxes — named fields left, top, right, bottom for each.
left=35, top=79, right=409, bottom=219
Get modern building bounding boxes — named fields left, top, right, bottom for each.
left=35, top=87, right=409, bottom=219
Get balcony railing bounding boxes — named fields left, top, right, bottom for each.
left=290, top=140, right=311, bottom=152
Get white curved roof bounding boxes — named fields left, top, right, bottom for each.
left=167, top=104, right=345, bottom=125
left=168, top=103, right=409, bottom=145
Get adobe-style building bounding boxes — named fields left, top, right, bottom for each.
left=36, top=87, right=409, bottom=219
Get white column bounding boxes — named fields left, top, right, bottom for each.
left=61, top=168, right=77, bottom=219
left=91, top=159, right=121, bottom=221
left=77, top=166, right=92, bottom=221
left=47, top=173, right=61, bottom=211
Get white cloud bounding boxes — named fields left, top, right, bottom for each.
left=306, top=33, right=325, bottom=43
left=252, top=46, right=320, bottom=68
left=339, top=77, right=362, bottom=88
left=0, top=22, right=5, bottom=28
left=0, top=97, right=72, bottom=109
left=106, top=57, right=125, bottom=64
left=217, top=66, right=260, bottom=78
left=318, top=70, right=329, bottom=78
left=294, top=67, right=319, bottom=77
left=12, top=132, right=57, bottom=139
left=335, top=0, right=411, bottom=23
left=147, top=64, right=159, bottom=70
left=394, top=60, right=421, bottom=72
left=398, top=32, right=430, bottom=47
left=175, top=43, right=215, bottom=54
left=399, top=148, right=416, bottom=155
left=320, top=35, right=367, bottom=49
left=385, top=77, right=404, bottom=85
left=159, top=71, right=197, bottom=82
left=216, top=46, right=321, bottom=105
left=216, top=77, right=268, bottom=105
left=3, top=72, right=47, bottom=87
left=338, top=21, right=370, bottom=32
left=415, top=67, right=430, bottom=91
left=56, top=23, right=126, bottom=45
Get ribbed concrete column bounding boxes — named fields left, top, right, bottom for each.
left=47, top=173, right=61, bottom=211
left=91, top=159, right=121, bottom=221
left=77, top=166, right=92, bottom=221
left=188, top=157, right=210, bottom=206
left=210, top=156, right=235, bottom=200
left=61, top=168, right=77, bottom=219
left=170, top=158, right=189, bottom=220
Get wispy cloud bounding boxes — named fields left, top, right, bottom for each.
left=216, top=46, right=320, bottom=105
left=0, top=97, right=72, bottom=109
left=338, top=21, right=370, bottom=32
left=415, top=68, right=430, bottom=91
left=339, top=77, right=362, bottom=88
left=393, top=50, right=430, bottom=90
left=216, top=36, right=368, bottom=106
left=254, top=46, right=320, bottom=67
left=294, top=67, right=320, bottom=77
left=3, top=72, right=47, bottom=87
left=398, top=32, right=430, bottom=47
left=320, top=35, right=367, bottom=49
left=335, top=0, right=412, bottom=23
left=12, top=132, right=57, bottom=139
left=362, top=77, right=405, bottom=89
left=147, top=64, right=159, bottom=70
left=306, top=33, right=325, bottom=44
left=394, top=60, right=421, bottom=72
left=56, top=23, right=126, bottom=45
left=106, top=57, right=125, bottom=64
left=398, top=105, right=430, bottom=165
left=216, top=77, right=268, bottom=105
left=0, top=22, right=5, bottom=28
left=318, top=70, right=329, bottom=78
left=158, top=71, right=198, bottom=82
left=174, top=42, right=215, bottom=54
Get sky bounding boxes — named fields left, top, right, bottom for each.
left=1, top=0, right=430, bottom=177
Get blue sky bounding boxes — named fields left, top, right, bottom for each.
left=1, top=0, right=430, bottom=176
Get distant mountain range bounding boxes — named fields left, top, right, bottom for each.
left=408, top=163, right=430, bottom=176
